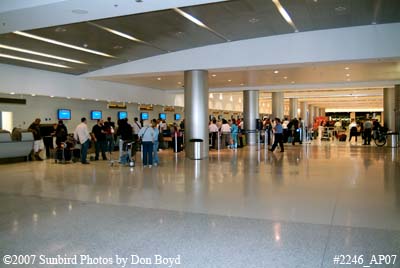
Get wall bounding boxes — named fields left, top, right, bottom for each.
left=0, top=93, right=183, bottom=131
left=0, top=63, right=176, bottom=106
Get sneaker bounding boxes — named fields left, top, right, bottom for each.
left=149, top=165, right=152, bottom=168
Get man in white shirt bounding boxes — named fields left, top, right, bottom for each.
left=74, top=117, right=91, bottom=164
left=209, top=119, right=219, bottom=149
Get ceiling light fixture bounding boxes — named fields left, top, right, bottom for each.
left=157, top=77, right=162, bottom=81
left=230, top=95, right=233, bottom=102
left=0, top=44, right=86, bottom=64
left=272, top=0, right=299, bottom=32
left=0, top=53, right=71, bottom=68
left=346, top=73, right=350, bottom=77
left=13, top=31, right=114, bottom=58
left=228, top=79, right=232, bottom=82
left=211, top=74, right=216, bottom=77
left=31, top=94, right=36, bottom=97
left=173, top=8, right=230, bottom=42
left=219, top=93, right=223, bottom=100
left=345, top=67, right=350, bottom=70
left=209, top=93, right=214, bottom=99
left=177, top=81, right=182, bottom=84
left=273, top=70, right=279, bottom=74
left=88, top=22, right=168, bottom=52
left=283, top=76, right=288, bottom=79
left=10, top=92, right=15, bottom=95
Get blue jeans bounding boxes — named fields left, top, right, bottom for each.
left=230, top=133, right=238, bottom=148
left=95, top=140, right=107, bottom=160
left=106, top=135, right=114, bottom=153
left=81, top=139, right=90, bottom=163
left=153, top=141, right=159, bottom=164
left=142, top=141, right=153, bottom=166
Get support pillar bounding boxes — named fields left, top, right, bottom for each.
left=313, top=106, right=319, bottom=119
left=300, top=102, right=308, bottom=141
left=184, top=70, right=209, bottom=159
left=384, top=87, right=396, bottom=132
left=319, top=108, right=326, bottom=117
left=271, top=92, right=284, bottom=120
left=243, top=90, right=259, bottom=145
left=309, top=105, right=315, bottom=127
left=289, top=98, right=298, bottom=119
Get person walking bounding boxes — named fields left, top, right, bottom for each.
left=269, top=118, right=284, bottom=152
left=138, top=120, right=154, bottom=168
left=74, top=117, right=91, bottom=164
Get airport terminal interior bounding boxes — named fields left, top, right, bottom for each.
left=0, top=0, right=400, bottom=267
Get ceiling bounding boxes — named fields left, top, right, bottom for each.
left=0, top=0, right=399, bottom=110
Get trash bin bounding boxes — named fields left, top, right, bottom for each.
left=387, top=132, right=398, bottom=148
left=189, top=138, right=203, bottom=160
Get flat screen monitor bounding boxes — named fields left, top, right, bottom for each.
left=118, top=111, right=127, bottom=120
left=174, top=113, right=181, bottom=120
left=57, top=109, right=71, bottom=120
left=91, top=110, right=102, bottom=120
left=159, top=113, right=166, bottom=120
left=140, top=112, right=149, bottom=121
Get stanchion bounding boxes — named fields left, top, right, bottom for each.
left=174, top=132, right=178, bottom=153
left=217, top=131, right=221, bottom=151
left=257, top=130, right=261, bottom=151
left=264, top=129, right=268, bottom=149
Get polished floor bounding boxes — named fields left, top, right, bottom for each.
left=0, top=142, right=399, bottom=267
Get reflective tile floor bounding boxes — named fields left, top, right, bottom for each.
left=0, top=143, right=399, bottom=267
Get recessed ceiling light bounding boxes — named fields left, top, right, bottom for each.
left=344, top=67, right=350, bottom=70
left=50, top=95, right=54, bottom=98
left=291, top=81, right=295, bottom=84
left=249, top=18, right=259, bottom=23
left=273, top=70, right=279, bottom=74
left=31, top=94, right=36, bottom=97
left=113, top=45, right=123, bottom=50
left=55, top=27, right=66, bottom=33
left=177, top=81, right=182, bottom=84
left=212, top=74, right=217, bottom=77
left=346, top=73, right=350, bottom=77
left=0, top=44, right=86, bottom=64
left=0, top=52, right=71, bottom=68
left=95, top=99, right=99, bottom=101
left=13, top=31, right=114, bottom=58
left=72, top=9, right=88, bottom=14
left=334, top=6, right=346, bottom=12
left=240, top=83, right=244, bottom=86
left=67, top=97, right=71, bottom=99
left=230, top=95, right=233, bottom=102
left=209, top=93, right=214, bottom=99
left=219, top=93, right=223, bottom=100
left=283, top=76, right=288, bottom=79
left=10, top=92, right=15, bottom=95
left=81, top=98, right=86, bottom=100
left=157, top=77, right=162, bottom=81
left=228, top=79, right=232, bottom=82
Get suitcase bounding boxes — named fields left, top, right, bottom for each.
left=339, top=134, right=347, bottom=142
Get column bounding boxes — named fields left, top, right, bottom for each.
left=308, top=105, right=315, bottom=127
left=243, top=90, right=259, bottom=145
left=184, top=70, right=209, bottom=159
left=300, top=102, right=308, bottom=141
left=396, top=85, right=400, bottom=134
left=384, top=87, right=396, bottom=131
left=319, top=108, right=326, bottom=117
left=271, top=92, right=284, bottom=119
left=313, top=106, right=319, bottom=118
left=289, top=98, right=298, bottom=119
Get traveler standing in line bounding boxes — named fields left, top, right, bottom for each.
left=230, top=118, right=238, bottom=149
left=103, top=120, right=115, bottom=155
left=220, top=119, right=231, bottom=149
left=91, top=119, right=107, bottom=161
left=132, top=117, right=141, bottom=142
left=116, top=118, right=133, bottom=162
left=74, top=117, right=91, bottom=164
left=55, top=120, right=68, bottom=147
left=138, top=120, right=154, bottom=168
left=209, top=119, right=219, bottom=149
left=363, top=118, right=373, bottom=145
left=269, top=118, right=284, bottom=152
left=348, top=119, right=358, bottom=142
left=28, top=118, right=43, bottom=160
left=238, top=118, right=244, bottom=147
left=152, top=119, right=160, bottom=166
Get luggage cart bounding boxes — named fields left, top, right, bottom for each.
left=115, top=140, right=136, bottom=167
